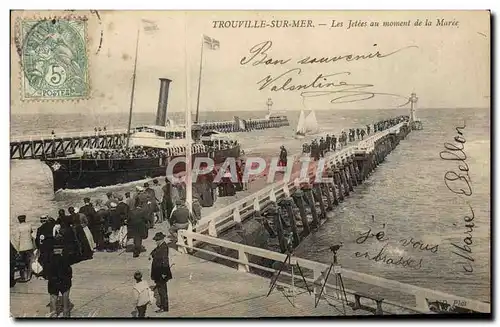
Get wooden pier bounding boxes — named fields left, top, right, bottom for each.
left=10, top=130, right=129, bottom=160
left=174, top=121, right=490, bottom=315
left=10, top=121, right=490, bottom=317
left=10, top=220, right=412, bottom=318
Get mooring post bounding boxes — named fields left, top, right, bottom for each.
left=343, top=161, right=354, bottom=192
left=339, top=166, right=350, bottom=196
left=292, top=189, right=310, bottom=236
left=282, top=197, right=300, bottom=247
left=313, top=183, right=327, bottom=219
left=302, top=184, right=320, bottom=228
left=328, top=171, right=339, bottom=205
left=353, top=157, right=363, bottom=184
left=348, top=158, right=358, bottom=187
left=320, top=182, right=334, bottom=211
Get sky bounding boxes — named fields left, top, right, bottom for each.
left=10, top=10, right=490, bottom=115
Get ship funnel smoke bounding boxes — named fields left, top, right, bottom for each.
left=156, top=78, right=172, bottom=126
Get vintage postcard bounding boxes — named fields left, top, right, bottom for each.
left=9, top=10, right=490, bottom=318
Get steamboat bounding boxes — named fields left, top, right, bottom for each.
left=43, top=78, right=241, bottom=191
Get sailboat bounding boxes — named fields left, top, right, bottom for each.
left=295, top=109, right=319, bottom=138
left=295, top=110, right=307, bottom=138
left=305, top=110, right=320, bottom=134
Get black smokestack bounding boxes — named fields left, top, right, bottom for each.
left=156, top=78, right=172, bottom=126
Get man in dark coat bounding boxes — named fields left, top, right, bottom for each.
left=128, top=203, right=148, bottom=258
left=279, top=145, right=288, bottom=167
left=125, top=192, right=135, bottom=210
left=161, top=178, right=174, bottom=222
left=35, top=215, right=57, bottom=279
left=45, top=221, right=75, bottom=317
left=319, top=138, right=325, bottom=157
left=116, top=195, right=129, bottom=225
left=79, top=197, right=96, bottom=232
left=94, top=201, right=108, bottom=251
left=325, top=134, right=332, bottom=151
left=10, top=242, right=18, bottom=287
left=144, top=182, right=159, bottom=227
left=150, top=232, right=172, bottom=313
left=134, top=186, right=151, bottom=229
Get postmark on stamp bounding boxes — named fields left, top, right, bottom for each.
left=19, top=17, right=90, bottom=100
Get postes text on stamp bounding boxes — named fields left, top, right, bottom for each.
left=20, top=18, right=89, bottom=100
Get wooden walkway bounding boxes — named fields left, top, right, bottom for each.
left=10, top=221, right=373, bottom=318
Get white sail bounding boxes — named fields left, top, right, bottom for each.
left=296, top=110, right=306, bottom=135
left=305, top=110, right=319, bottom=133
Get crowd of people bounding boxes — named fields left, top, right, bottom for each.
left=302, top=116, right=409, bottom=160
left=12, top=115, right=408, bottom=317
left=10, top=162, right=255, bottom=317
left=80, top=141, right=236, bottom=160
left=10, top=177, right=211, bottom=317
left=82, top=147, right=171, bottom=160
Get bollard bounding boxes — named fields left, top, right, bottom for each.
left=321, top=182, right=334, bottom=211
left=303, top=184, right=320, bottom=228
left=281, top=198, right=300, bottom=247
left=333, top=169, right=345, bottom=202
left=292, top=190, right=310, bottom=236
left=313, top=183, right=327, bottom=219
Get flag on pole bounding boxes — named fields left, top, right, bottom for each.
left=141, top=19, right=159, bottom=33
left=203, top=35, right=220, bottom=50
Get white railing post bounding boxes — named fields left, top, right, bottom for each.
left=237, top=248, right=250, bottom=273
left=253, top=198, right=260, bottom=213
left=208, top=219, right=218, bottom=237
left=283, top=184, right=290, bottom=197
left=176, top=230, right=188, bottom=254
left=269, top=188, right=277, bottom=203
left=233, top=208, right=241, bottom=223
left=185, top=224, right=194, bottom=249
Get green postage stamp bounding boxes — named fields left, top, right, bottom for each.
left=20, top=18, right=90, bottom=100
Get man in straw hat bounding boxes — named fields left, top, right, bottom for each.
left=150, top=232, right=172, bottom=313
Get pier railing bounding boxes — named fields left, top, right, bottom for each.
left=195, top=146, right=356, bottom=237
left=176, top=231, right=490, bottom=314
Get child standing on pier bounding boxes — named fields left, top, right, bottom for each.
left=132, top=271, right=153, bottom=318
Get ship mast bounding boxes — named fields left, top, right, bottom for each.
left=184, top=26, right=194, bottom=214
left=194, top=35, right=204, bottom=124
left=126, top=28, right=140, bottom=148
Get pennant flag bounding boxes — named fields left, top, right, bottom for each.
left=141, top=19, right=159, bottom=32
left=203, top=35, right=220, bottom=50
